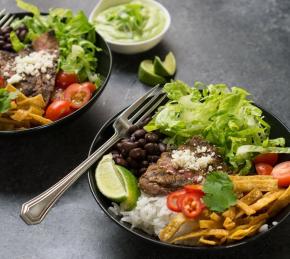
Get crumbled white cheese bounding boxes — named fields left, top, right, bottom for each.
left=7, top=74, right=23, bottom=84
left=259, top=224, right=269, bottom=233
left=171, top=149, right=214, bottom=170
left=272, top=221, right=278, bottom=226
left=196, top=146, right=207, bottom=153
left=4, top=50, right=56, bottom=84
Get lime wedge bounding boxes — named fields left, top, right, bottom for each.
left=95, top=154, right=127, bottom=202
left=138, top=59, right=167, bottom=86
left=115, top=165, right=140, bottom=211
left=153, top=52, right=176, bottom=77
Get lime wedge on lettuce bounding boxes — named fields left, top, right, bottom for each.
left=138, top=59, right=167, bottom=86
left=153, top=52, right=176, bottom=77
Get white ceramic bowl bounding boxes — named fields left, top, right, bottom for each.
left=89, top=0, right=171, bottom=54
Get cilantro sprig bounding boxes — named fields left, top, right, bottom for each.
left=202, top=172, right=237, bottom=212
left=0, top=89, right=18, bottom=113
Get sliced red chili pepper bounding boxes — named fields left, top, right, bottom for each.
left=184, top=184, right=204, bottom=195
left=167, top=189, right=186, bottom=212
left=181, top=192, right=204, bottom=218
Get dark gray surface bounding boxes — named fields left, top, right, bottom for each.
left=0, top=0, right=289, bottom=258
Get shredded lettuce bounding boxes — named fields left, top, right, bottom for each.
left=144, top=80, right=288, bottom=174
left=10, top=31, right=25, bottom=52
left=13, top=0, right=102, bottom=85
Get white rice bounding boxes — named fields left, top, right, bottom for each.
left=109, top=193, right=176, bottom=236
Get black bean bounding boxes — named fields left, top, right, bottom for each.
left=5, top=32, right=11, bottom=40
left=111, top=150, right=119, bottom=155
left=158, top=143, right=167, bottom=153
left=115, top=157, right=127, bottom=167
left=147, top=155, right=159, bottom=163
left=121, top=141, right=138, bottom=152
left=120, top=148, right=128, bottom=157
left=3, top=43, right=12, bottom=51
left=127, top=125, right=139, bottom=135
left=116, top=142, right=123, bottom=151
left=0, top=35, right=4, bottom=41
left=127, top=157, right=139, bottom=168
left=129, top=148, right=146, bottom=160
left=18, top=24, right=26, bottom=30
left=132, top=129, right=146, bottom=139
left=137, top=138, right=146, bottom=147
left=112, top=153, right=121, bottom=160
left=121, top=138, right=131, bottom=143
left=144, top=143, right=160, bottom=155
left=19, top=30, right=27, bottom=41
left=138, top=116, right=152, bottom=127
left=0, top=40, right=4, bottom=47
left=145, top=133, right=159, bottom=143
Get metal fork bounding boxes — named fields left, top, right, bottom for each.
left=0, top=9, right=15, bottom=29
left=20, top=86, right=167, bottom=225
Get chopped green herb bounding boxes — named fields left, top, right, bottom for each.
left=0, top=89, right=18, bottom=113
left=202, top=172, right=237, bottom=212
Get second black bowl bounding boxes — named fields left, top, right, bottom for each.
left=0, top=12, right=112, bottom=135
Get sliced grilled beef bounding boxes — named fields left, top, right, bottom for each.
left=139, top=136, right=229, bottom=196
left=0, top=32, right=59, bottom=105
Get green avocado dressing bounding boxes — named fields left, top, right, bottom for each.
left=93, top=0, right=167, bottom=42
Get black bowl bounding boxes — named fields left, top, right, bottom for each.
left=87, top=104, right=290, bottom=250
left=0, top=12, right=112, bottom=135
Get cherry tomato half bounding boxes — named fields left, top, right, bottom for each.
left=56, top=71, right=78, bottom=89
left=64, top=83, right=92, bottom=109
left=255, top=163, right=273, bottom=175
left=0, top=76, right=5, bottom=87
left=181, top=193, right=204, bottom=219
left=167, top=189, right=186, bottom=212
left=45, top=100, right=71, bottom=121
left=82, top=82, right=96, bottom=93
left=254, top=153, right=278, bottom=166
left=272, top=161, right=290, bottom=187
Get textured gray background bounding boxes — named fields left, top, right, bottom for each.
left=0, top=0, right=289, bottom=258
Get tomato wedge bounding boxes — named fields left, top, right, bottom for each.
left=181, top=193, right=204, bottom=219
left=56, top=71, right=78, bottom=89
left=255, top=163, right=273, bottom=175
left=254, top=153, right=278, bottom=166
left=45, top=100, right=71, bottom=121
left=167, top=189, right=186, bottom=212
left=64, top=83, right=92, bottom=109
left=272, top=161, right=290, bottom=187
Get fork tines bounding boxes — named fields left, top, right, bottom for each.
left=0, top=10, right=15, bottom=29
left=127, top=85, right=166, bottom=125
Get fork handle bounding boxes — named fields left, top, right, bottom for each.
left=20, top=133, right=120, bottom=225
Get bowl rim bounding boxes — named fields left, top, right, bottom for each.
left=87, top=103, right=290, bottom=250
left=89, top=0, right=171, bottom=46
left=0, top=12, right=113, bottom=135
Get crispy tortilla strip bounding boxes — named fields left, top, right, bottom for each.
left=199, top=220, right=220, bottom=229
left=240, top=189, right=263, bottom=205
left=235, top=213, right=269, bottom=226
left=210, top=212, right=221, bottom=222
left=10, top=110, right=30, bottom=122
left=228, top=223, right=264, bottom=240
left=236, top=200, right=256, bottom=216
left=199, top=236, right=217, bottom=245
left=159, top=213, right=187, bottom=242
left=17, top=94, right=45, bottom=107
left=223, top=217, right=236, bottom=230
left=231, top=178, right=278, bottom=193
left=250, top=190, right=284, bottom=211
left=29, top=113, right=52, bottom=125
left=206, top=229, right=229, bottom=238
left=268, top=185, right=290, bottom=217
left=222, top=207, right=236, bottom=220
left=230, top=175, right=273, bottom=180
left=171, top=230, right=207, bottom=244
